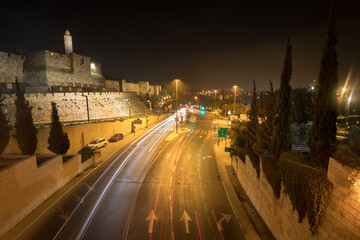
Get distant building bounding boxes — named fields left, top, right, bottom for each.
left=0, top=30, right=161, bottom=96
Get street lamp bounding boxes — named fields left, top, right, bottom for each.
left=214, top=89, right=217, bottom=105
left=81, top=94, right=90, bottom=123
left=174, top=78, right=180, bottom=110
left=147, top=100, right=152, bottom=111
left=125, top=99, right=131, bottom=116
left=233, top=85, right=238, bottom=115
left=345, top=94, right=352, bottom=136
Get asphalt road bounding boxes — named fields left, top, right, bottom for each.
left=124, top=112, right=245, bottom=240
left=14, top=112, right=245, bottom=240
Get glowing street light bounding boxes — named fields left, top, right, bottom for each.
left=233, top=85, right=238, bottom=115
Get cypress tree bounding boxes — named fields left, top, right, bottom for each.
left=308, top=2, right=338, bottom=168
left=294, top=89, right=308, bottom=124
left=14, top=80, right=38, bottom=155
left=48, top=102, right=70, bottom=155
left=0, top=97, right=10, bottom=159
left=271, top=34, right=293, bottom=160
left=246, top=80, right=259, bottom=155
left=255, top=79, right=275, bottom=154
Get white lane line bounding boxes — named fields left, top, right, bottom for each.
left=148, top=123, right=175, bottom=152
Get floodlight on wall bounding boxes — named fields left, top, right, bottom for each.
left=90, top=63, right=95, bottom=70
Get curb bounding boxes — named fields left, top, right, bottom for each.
left=214, top=143, right=261, bottom=240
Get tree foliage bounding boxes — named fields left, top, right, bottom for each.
left=246, top=80, right=259, bottom=155
left=48, top=102, right=70, bottom=155
left=14, top=80, right=38, bottom=155
left=0, top=97, right=10, bottom=158
left=255, top=79, right=275, bottom=155
left=308, top=3, right=338, bottom=168
left=271, top=34, right=293, bottom=160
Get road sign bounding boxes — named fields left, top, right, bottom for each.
left=218, top=128, right=228, bottom=138
left=225, top=147, right=234, bottom=153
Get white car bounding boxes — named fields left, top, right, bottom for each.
left=87, top=138, right=107, bottom=150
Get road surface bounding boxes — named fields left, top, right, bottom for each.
left=15, top=112, right=246, bottom=240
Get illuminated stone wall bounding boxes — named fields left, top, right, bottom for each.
left=232, top=156, right=360, bottom=240
left=0, top=51, right=25, bottom=88
left=1, top=92, right=149, bottom=124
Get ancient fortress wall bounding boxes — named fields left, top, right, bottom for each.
left=1, top=92, right=149, bottom=124
left=232, top=156, right=360, bottom=240
left=0, top=51, right=25, bottom=87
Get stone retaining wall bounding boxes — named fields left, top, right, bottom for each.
left=231, top=155, right=360, bottom=240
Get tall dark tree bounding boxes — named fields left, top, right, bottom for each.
left=258, top=92, right=265, bottom=119
left=14, top=80, right=37, bottom=155
left=271, top=34, right=293, bottom=160
left=246, top=80, right=259, bottom=155
left=48, top=102, right=70, bottom=155
left=0, top=97, right=10, bottom=159
left=308, top=2, right=338, bottom=168
left=293, top=89, right=308, bottom=124
left=255, top=79, right=275, bottom=154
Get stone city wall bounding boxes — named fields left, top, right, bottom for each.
left=0, top=51, right=25, bottom=86
left=232, top=155, right=360, bottom=240
left=4, top=113, right=169, bottom=155
left=0, top=154, right=91, bottom=238
left=1, top=92, right=149, bottom=124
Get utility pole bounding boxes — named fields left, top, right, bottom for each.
left=345, top=94, right=352, bottom=136
left=81, top=94, right=90, bottom=123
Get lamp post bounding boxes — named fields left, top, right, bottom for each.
left=345, top=94, right=352, bottom=136
left=126, top=99, right=131, bottom=116
left=194, top=96, right=198, bottom=106
left=233, top=85, right=238, bottom=115
left=147, top=100, right=152, bottom=111
left=214, top=89, right=217, bottom=106
left=175, top=78, right=180, bottom=110
left=81, top=94, right=90, bottom=123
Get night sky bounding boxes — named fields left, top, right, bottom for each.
left=0, top=0, right=359, bottom=91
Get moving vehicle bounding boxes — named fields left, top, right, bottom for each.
left=109, top=133, right=124, bottom=142
left=87, top=138, right=107, bottom=149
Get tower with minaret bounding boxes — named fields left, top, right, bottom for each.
left=64, top=29, right=73, bottom=55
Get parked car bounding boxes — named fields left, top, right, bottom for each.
left=87, top=138, right=107, bottom=149
left=109, top=133, right=124, bottom=142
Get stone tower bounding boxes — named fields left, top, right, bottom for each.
left=64, top=29, right=73, bottom=55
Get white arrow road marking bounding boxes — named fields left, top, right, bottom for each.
left=202, top=155, right=213, bottom=160
left=146, top=210, right=158, bottom=233
left=84, top=183, right=95, bottom=192
left=73, top=194, right=84, bottom=204
left=180, top=211, right=192, bottom=234
left=217, top=213, right=232, bottom=231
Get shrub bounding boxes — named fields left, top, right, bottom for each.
left=249, top=154, right=260, bottom=178
left=280, top=152, right=333, bottom=234
left=261, top=153, right=281, bottom=198
left=291, top=122, right=311, bottom=145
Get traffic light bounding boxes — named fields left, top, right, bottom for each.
left=200, top=110, right=205, bottom=115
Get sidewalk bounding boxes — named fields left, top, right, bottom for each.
left=214, top=141, right=275, bottom=240
left=1, top=121, right=165, bottom=240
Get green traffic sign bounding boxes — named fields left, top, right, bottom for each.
left=218, top=127, right=228, bottom=138
left=225, top=147, right=234, bottom=153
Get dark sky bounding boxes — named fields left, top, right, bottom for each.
left=0, top=0, right=359, bottom=90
